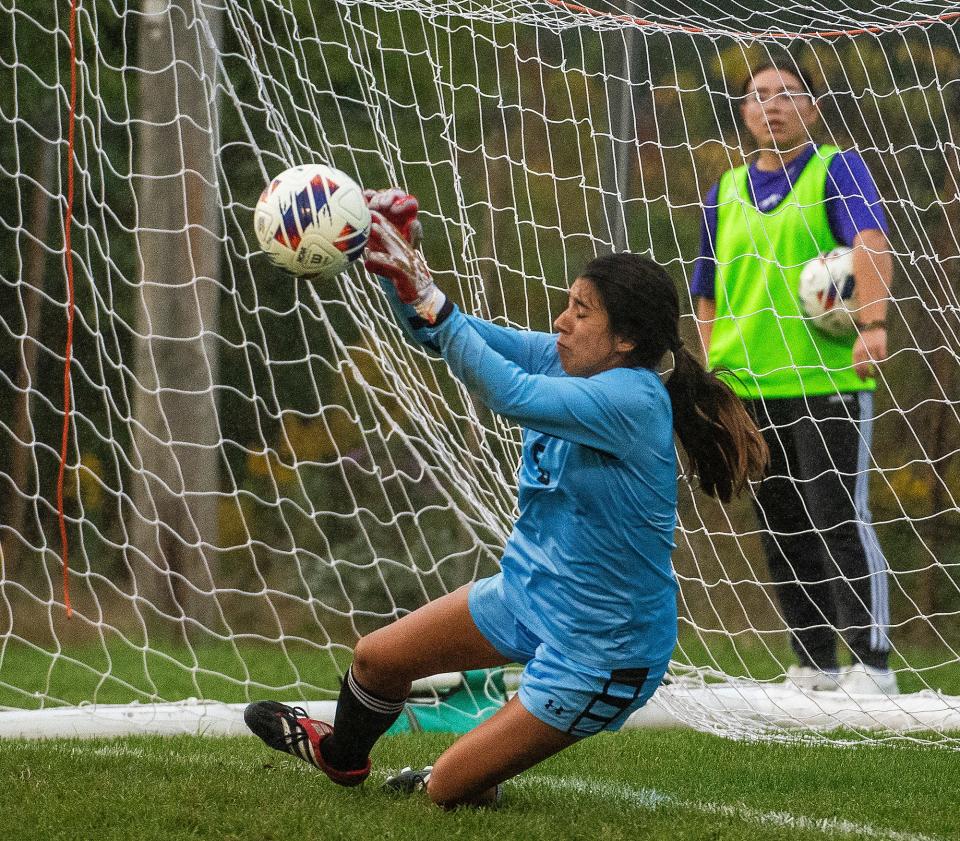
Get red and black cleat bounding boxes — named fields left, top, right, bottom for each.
left=244, top=700, right=370, bottom=787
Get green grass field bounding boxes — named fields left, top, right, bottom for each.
left=3, top=637, right=959, bottom=840
left=2, top=729, right=957, bottom=841
left=3, top=634, right=959, bottom=709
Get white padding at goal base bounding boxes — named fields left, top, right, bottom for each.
left=625, top=683, right=960, bottom=733
left=0, top=700, right=338, bottom=740
left=0, top=673, right=468, bottom=739
left=2, top=683, right=959, bottom=740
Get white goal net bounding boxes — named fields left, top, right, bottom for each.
left=1, top=0, right=959, bottom=744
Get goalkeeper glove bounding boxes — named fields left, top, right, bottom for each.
left=364, top=210, right=450, bottom=326
left=363, top=188, right=423, bottom=249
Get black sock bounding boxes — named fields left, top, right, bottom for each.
left=320, top=666, right=406, bottom=771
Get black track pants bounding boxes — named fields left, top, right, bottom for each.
left=748, top=392, right=890, bottom=671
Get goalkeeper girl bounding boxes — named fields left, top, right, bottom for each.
left=246, top=190, right=768, bottom=808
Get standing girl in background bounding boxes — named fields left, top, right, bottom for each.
left=691, top=59, right=896, bottom=694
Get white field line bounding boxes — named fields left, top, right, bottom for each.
left=525, top=775, right=944, bottom=841
left=9, top=743, right=943, bottom=841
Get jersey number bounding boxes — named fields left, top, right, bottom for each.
left=531, top=442, right=551, bottom=485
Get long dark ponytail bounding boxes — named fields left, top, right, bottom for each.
left=581, top=253, right=768, bottom=502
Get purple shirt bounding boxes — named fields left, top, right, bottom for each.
left=691, top=145, right=889, bottom=299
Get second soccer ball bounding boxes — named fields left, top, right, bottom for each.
left=254, top=164, right=371, bottom=281
left=798, top=246, right=859, bottom=338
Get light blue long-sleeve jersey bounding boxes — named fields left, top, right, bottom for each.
left=381, top=283, right=679, bottom=668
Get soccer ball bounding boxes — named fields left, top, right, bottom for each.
left=797, top=246, right=859, bottom=338
left=254, top=164, right=371, bottom=280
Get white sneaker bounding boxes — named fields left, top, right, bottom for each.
left=838, top=663, right=899, bottom=696
left=784, top=665, right=841, bottom=692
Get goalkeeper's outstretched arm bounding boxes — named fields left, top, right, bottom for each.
left=374, top=273, right=444, bottom=356
left=364, top=188, right=556, bottom=373
left=366, top=212, right=649, bottom=453
left=376, top=271, right=556, bottom=373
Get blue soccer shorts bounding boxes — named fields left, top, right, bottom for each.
left=468, top=575, right=668, bottom=739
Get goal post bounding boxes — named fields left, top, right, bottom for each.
left=1, top=0, right=959, bottom=744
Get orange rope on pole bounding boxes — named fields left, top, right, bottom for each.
left=58, top=0, right=79, bottom=619
left=545, top=0, right=960, bottom=38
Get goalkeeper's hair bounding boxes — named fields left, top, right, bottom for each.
left=581, top=253, right=769, bottom=502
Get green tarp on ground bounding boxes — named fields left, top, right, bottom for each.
left=387, top=670, right=507, bottom=734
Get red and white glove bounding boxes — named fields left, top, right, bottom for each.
left=363, top=188, right=423, bottom=249
left=364, top=210, right=448, bottom=326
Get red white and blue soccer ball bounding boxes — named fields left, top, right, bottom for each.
left=798, top=246, right=859, bottom=338
left=254, top=164, right=370, bottom=281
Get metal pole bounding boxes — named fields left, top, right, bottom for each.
left=608, top=23, right=639, bottom=252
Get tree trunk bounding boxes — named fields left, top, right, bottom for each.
left=918, top=86, right=960, bottom=624
left=128, top=0, right=222, bottom=632
left=1, top=130, right=56, bottom=580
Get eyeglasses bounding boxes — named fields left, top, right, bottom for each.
left=745, top=89, right=814, bottom=107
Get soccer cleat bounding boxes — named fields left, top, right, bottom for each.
left=838, top=663, right=899, bottom=696
left=383, top=765, right=433, bottom=795
left=784, top=665, right=841, bottom=692
left=244, top=700, right=370, bottom=786
left=384, top=765, right=503, bottom=806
